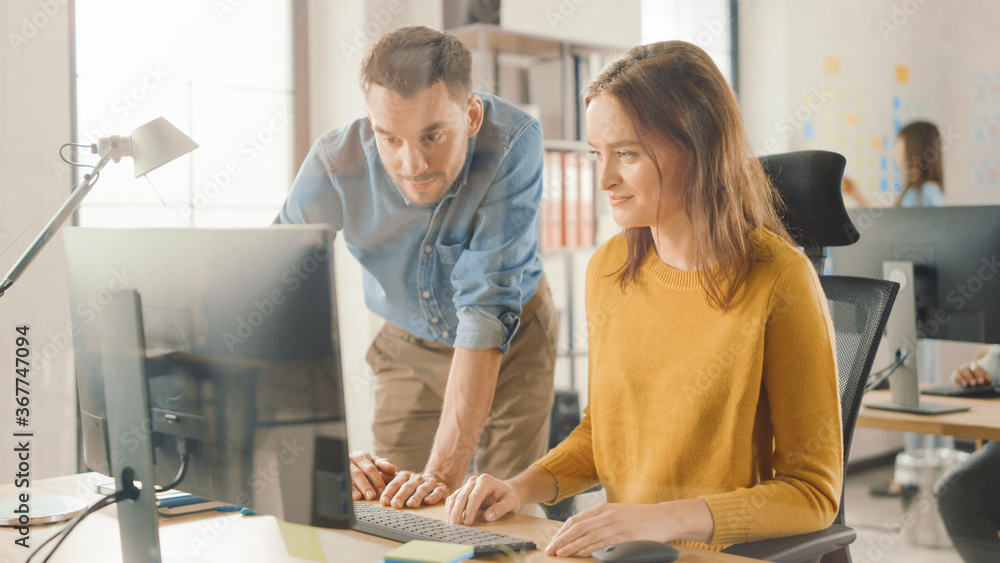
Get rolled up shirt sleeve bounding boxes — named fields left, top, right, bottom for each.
left=450, top=120, right=544, bottom=353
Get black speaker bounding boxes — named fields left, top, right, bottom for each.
left=549, top=389, right=580, bottom=448
left=542, top=389, right=582, bottom=522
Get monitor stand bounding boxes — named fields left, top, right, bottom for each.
left=866, top=261, right=970, bottom=415
left=99, top=290, right=162, bottom=562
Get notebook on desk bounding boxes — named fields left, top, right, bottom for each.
left=96, top=483, right=226, bottom=516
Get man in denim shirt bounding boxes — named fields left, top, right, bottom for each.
left=276, top=27, right=556, bottom=508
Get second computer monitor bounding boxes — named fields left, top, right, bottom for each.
left=832, top=205, right=1000, bottom=344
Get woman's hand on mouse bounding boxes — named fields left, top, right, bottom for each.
left=445, top=473, right=520, bottom=525
left=951, top=361, right=990, bottom=387
left=545, top=499, right=714, bottom=558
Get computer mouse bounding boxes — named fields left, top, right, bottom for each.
left=591, top=540, right=679, bottom=562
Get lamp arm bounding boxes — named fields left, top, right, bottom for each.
left=0, top=149, right=115, bottom=297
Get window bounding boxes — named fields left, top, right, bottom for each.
left=641, top=0, right=735, bottom=88
left=74, top=0, right=295, bottom=227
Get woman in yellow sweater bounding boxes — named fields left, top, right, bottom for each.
left=445, top=40, right=843, bottom=557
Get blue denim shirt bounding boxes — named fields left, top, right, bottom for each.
left=899, top=181, right=943, bottom=208
left=275, top=93, right=544, bottom=353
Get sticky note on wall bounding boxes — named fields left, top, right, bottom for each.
left=896, top=65, right=909, bottom=83
left=825, top=57, right=840, bottom=75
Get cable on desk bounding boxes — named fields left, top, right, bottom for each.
left=29, top=440, right=191, bottom=561
left=27, top=484, right=138, bottom=563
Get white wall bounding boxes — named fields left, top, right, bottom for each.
left=740, top=0, right=1000, bottom=206
left=0, top=0, right=77, bottom=480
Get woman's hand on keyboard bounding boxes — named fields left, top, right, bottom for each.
left=445, top=473, right=520, bottom=526
left=350, top=451, right=398, bottom=501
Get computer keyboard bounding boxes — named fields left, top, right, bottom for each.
left=921, top=382, right=1000, bottom=398
left=352, top=502, right=536, bottom=555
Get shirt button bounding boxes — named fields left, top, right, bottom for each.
left=431, top=318, right=439, bottom=323
left=422, top=291, right=430, bottom=298
left=442, top=331, right=449, bottom=337
left=424, top=245, right=432, bottom=253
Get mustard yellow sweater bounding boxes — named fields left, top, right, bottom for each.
left=535, top=230, right=843, bottom=549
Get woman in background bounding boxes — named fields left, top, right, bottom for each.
left=444, top=41, right=843, bottom=557
left=842, top=120, right=944, bottom=207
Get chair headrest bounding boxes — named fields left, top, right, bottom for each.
left=759, top=150, right=859, bottom=248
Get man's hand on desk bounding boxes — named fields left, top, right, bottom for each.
left=349, top=451, right=397, bottom=501
left=380, top=470, right=452, bottom=508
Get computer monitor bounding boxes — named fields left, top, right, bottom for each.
left=831, top=205, right=1000, bottom=413
left=64, top=226, right=354, bottom=560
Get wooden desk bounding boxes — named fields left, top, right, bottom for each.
left=858, top=389, right=1000, bottom=441
left=0, top=473, right=753, bottom=562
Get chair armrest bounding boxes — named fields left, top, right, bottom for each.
left=720, top=524, right=856, bottom=562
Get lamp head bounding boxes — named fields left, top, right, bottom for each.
left=92, top=117, right=198, bottom=178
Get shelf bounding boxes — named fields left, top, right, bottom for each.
left=542, top=139, right=592, bottom=153
left=449, top=23, right=621, bottom=59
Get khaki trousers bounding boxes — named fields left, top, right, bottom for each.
left=366, top=277, right=557, bottom=481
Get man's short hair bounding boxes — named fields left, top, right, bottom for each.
left=360, top=26, right=472, bottom=103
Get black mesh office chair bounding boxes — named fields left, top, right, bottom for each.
left=722, top=152, right=899, bottom=563
left=723, top=275, right=898, bottom=563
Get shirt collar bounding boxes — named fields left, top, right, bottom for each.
left=440, top=134, right=478, bottom=202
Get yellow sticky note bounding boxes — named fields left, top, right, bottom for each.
left=384, top=540, right=474, bottom=563
left=896, top=65, right=909, bottom=83
left=825, top=57, right=840, bottom=75
left=276, top=519, right=326, bottom=562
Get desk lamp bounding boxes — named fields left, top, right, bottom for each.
left=0, top=117, right=197, bottom=297
left=0, top=117, right=196, bottom=546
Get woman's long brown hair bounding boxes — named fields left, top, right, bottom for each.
left=586, top=41, right=793, bottom=310
left=895, top=121, right=944, bottom=206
